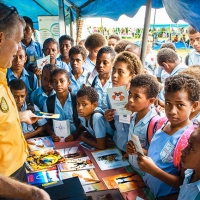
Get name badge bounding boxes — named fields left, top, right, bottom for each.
left=119, top=114, right=130, bottom=124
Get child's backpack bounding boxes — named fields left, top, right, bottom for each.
left=147, top=116, right=196, bottom=171
left=26, top=100, right=38, bottom=130
left=46, top=93, right=80, bottom=128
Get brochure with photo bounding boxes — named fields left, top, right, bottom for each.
left=34, top=111, right=60, bottom=119
left=58, top=156, right=95, bottom=171
left=103, top=172, right=146, bottom=192
left=26, top=136, right=54, bottom=151
left=91, top=148, right=129, bottom=171
left=59, top=169, right=99, bottom=185
left=36, top=55, right=50, bottom=69
left=107, top=86, right=131, bottom=115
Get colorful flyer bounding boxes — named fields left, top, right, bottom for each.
left=107, top=86, right=131, bottom=115
left=34, top=111, right=60, bottom=119
left=36, top=55, right=50, bottom=69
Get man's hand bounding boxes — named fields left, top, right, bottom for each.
left=19, top=110, right=40, bottom=124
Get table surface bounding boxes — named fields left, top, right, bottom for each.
left=54, top=141, right=152, bottom=200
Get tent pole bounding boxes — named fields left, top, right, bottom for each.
left=140, top=0, right=152, bottom=67
left=58, top=0, right=66, bottom=36
left=70, top=9, right=73, bottom=38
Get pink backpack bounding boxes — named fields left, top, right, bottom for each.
left=147, top=116, right=196, bottom=171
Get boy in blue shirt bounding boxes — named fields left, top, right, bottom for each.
left=68, top=45, right=89, bottom=94
left=57, top=35, right=74, bottom=65
left=21, top=16, right=43, bottom=70
left=30, top=64, right=57, bottom=111
left=7, top=47, right=38, bottom=100
left=92, top=46, right=116, bottom=111
left=9, top=79, right=46, bottom=139
left=83, top=33, right=106, bottom=73
left=43, top=38, right=69, bottom=71
left=125, top=74, right=160, bottom=171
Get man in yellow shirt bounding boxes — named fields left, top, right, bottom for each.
left=0, top=3, right=50, bottom=200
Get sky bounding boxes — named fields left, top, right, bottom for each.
left=84, top=6, right=187, bottom=28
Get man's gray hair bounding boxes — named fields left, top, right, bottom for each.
left=0, top=3, right=25, bottom=39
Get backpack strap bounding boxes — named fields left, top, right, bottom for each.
left=71, top=93, right=80, bottom=128
left=156, top=116, right=168, bottom=132
left=89, top=110, right=104, bottom=130
left=185, top=54, right=189, bottom=65
left=173, top=125, right=196, bottom=171
left=46, top=94, right=56, bottom=127
left=26, top=100, right=38, bottom=130
left=26, top=70, right=35, bottom=92
left=91, top=76, right=98, bottom=88
left=147, top=115, right=161, bottom=144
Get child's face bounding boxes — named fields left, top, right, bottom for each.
left=41, top=69, right=53, bottom=92
left=11, top=88, right=26, bottom=110
left=112, top=61, right=133, bottom=89
left=51, top=73, right=70, bottom=94
left=60, top=40, right=72, bottom=57
left=108, top=38, right=118, bottom=49
left=77, top=96, right=97, bottom=120
left=87, top=47, right=101, bottom=59
left=181, top=130, right=200, bottom=170
left=23, top=23, right=34, bottom=41
left=126, top=86, right=154, bottom=112
left=70, top=54, right=85, bottom=72
left=43, top=42, right=59, bottom=62
left=96, top=53, right=113, bottom=75
left=11, top=49, right=27, bottom=70
left=164, top=90, right=197, bottom=125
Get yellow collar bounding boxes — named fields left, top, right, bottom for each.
left=0, top=68, right=7, bottom=84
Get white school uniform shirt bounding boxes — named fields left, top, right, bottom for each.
left=83, top=56, right=95, bottom=73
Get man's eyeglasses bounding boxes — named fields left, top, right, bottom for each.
left=0, top=6, right=18, bottom=23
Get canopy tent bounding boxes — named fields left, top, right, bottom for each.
left=2, top=0, right=200, bottom=32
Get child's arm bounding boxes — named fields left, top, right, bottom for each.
left=45, top=121, right=60, bottom=142
left=137, top=154, right=185, bottom=189
left=65, top=125, right=85, bottom=142
left=24, top=125, right=45, bottom=139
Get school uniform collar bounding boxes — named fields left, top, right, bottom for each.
left=184, top=169, right=200, bottom=191
left=55, top=92, right=72, bottom=105
left=86, top=56, right=95, bottom=66
left=70, top=69, right=88, bottom=79
left=7, top=68, right=29, bottom=79
left=191, top=49, right=200, bottom=56
left=170, top=62, right=187, bottom=77
left=132, top=106, right=157, bottom=125
left=0, top=68, right=7, bottom=84
left=96, top=75, right=112, bottom=87
left=37, top=87, right=55, bottom=97
left=20, top=101, right=27, bottom=111
left=21, top=39, right=37, bottom=48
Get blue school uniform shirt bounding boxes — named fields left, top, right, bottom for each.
left=78, top=107, right=112, bottom=139
left=69, top=69, right=89, bottom=94
left=55, top=59, right=70, bottom=72
left=30, top=87, right=56, bottom=111
left=7, top=68, right=38, bottom=100
left=92, top=76, right=112, bottom=111
left=191, top=112, right=200, bottom=126
left=128, top=107, right=158, bottom=171
left=158, top=62, right=188, bottom=101
left=178, top=169, right=200, bottom=200
left=21, top=40, right=43, bottom=69
left=43, top=93, right=76, bottom=133
left=83, top=56, right=95, bottom=73
left=21, top=101, right=47, bottom=134
left=188, top=49, right=200, bottom=66
left=143, top=124, right=193, bottom=198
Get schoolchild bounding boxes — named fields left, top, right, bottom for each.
left=68, top=45, right=89, bottom=94
left=57, top=35, right=74, bottom=65
left=30, top=64, right=57, bottom=111
left=114, top=40, right=131, bottom=54
left=7, top=47, right=38, bottom=100
left=179, top=65, right=200, bottom=126
left=107, top=34, right=120, bottom=49
left=157, top=48, right=188, bottom=101
left=43, top=69, right=78, bottom=142
left=178, top=127, right=200, bottom=200
left=43, top=38, right=69, bottom=71
left=21, top=16, right=43, bottom=70
left=125, top=43, right=141, bottom=59
left=9, top=79, right=46, bottom=139
left=83, top=33, right=106, bottom=72
left=75, top=86, right=113, bottom=150
left=91, top=46, right=116, bottom=111
left=135, top=74, right=199, bottom=198
left=125, top=74, right=160, bottom=171
left=104, top=51, right=143, bottom=151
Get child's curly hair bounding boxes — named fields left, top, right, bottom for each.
left=114, top=40, right=131, bottom=54
left=165, top=74, right=200, bottom=103
left=179, top=65, right=200, bottom=83
left=160, top=42, right=176, bottom=51
left=85, top=33, right=106, bottom=49
left=97, top=46, right=116, bottom=61
left=76, top=86, right=98, bottom=103
left=114, top=51, right=143, bottom=76
left=130, top=74, right=160, bottom=99
left=69, top=45, right=87, bottom=60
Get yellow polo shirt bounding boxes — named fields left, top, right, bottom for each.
left=0, top=68, right=28, bottom=176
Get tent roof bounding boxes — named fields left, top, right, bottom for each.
left=3, top=0, right=200, bottom=31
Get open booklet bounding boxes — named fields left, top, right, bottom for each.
left=33, top=111, right=60, bottom=119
